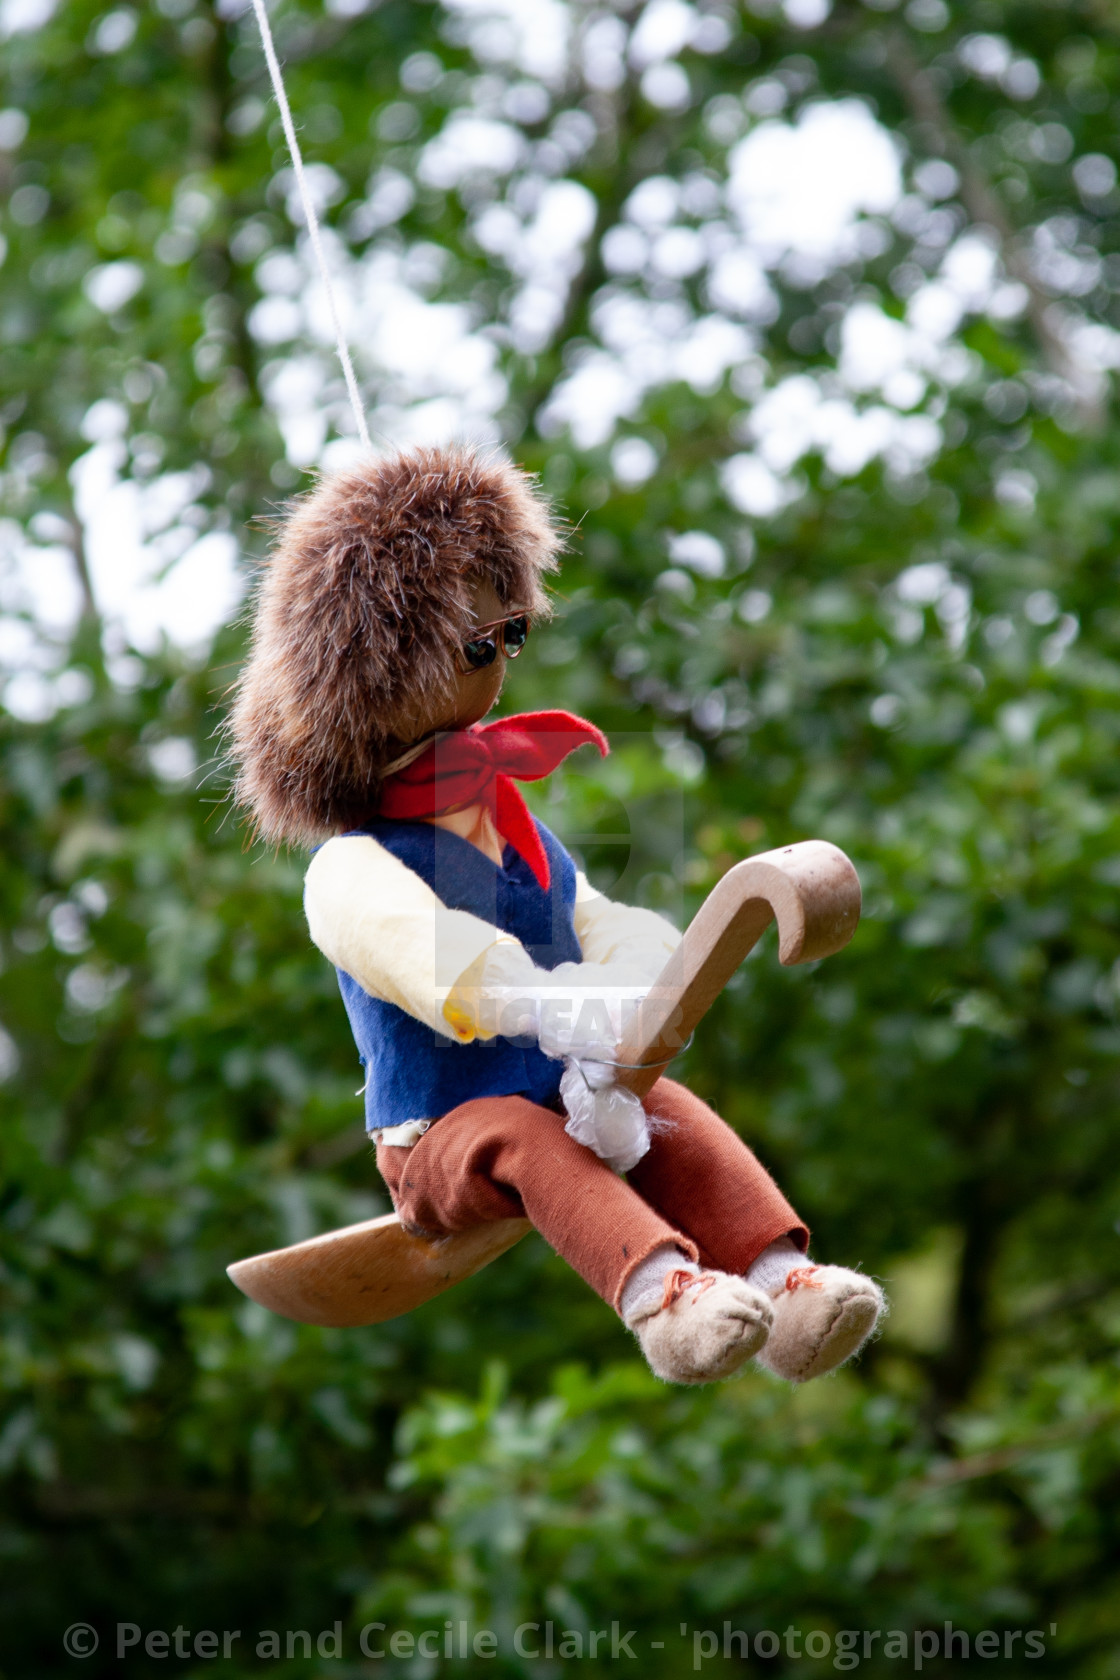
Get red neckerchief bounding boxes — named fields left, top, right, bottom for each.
left=377, top=710, right=608, bottom=890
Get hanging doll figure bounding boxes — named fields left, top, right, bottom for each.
left=229, top=448, right=884, bottom=1385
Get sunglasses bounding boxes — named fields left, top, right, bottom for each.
left=459, top=613, right=531, bottom=674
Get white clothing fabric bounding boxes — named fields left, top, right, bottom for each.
left=304, top=830, right=681, bottom=1043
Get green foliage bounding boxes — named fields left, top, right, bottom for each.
left=3, top=0, right=1120, bottom=1675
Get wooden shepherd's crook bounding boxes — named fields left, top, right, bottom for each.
left=227, top=840, right=861, bottom=1329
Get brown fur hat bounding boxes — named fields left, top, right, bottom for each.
left=229, top=446, right=559, bottom=846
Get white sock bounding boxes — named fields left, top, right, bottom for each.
left=746, top=1235, right=809, bottom=1296
left=619, top=1243, right=697, bottom=1324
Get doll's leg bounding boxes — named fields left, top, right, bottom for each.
left=629, top=1077, right=809, bottom=1271
left=630, top=1078, right=885, bottom=1381
left=376, top=1093, right=698, bottom=1310
left=376, top=1094, right=772, bottom=1382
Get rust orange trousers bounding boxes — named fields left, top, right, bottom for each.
left=376, top=1077, right=808, bottom=1314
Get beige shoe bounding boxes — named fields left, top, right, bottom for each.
left=628, top=1269, right=774, bottom=1385
left=757, top=1265, right=885, bottom=1383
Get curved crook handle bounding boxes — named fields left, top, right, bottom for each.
left=614, top=840, right=861, bottom=1099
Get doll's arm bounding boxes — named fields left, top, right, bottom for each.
left=306, top=839, right=662, bottom=1055
left=445, top=878, right=679, bottom=1055
left=573, top=872, right=682, bottom=977
left=304, top=836, right=516, bottom=1042
left=445, top=937, right=652, bottom=1058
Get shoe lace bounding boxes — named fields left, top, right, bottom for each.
left=660, top=1268, right=717, bottom=1311
left=785, top=1265, right=824, bottom=1293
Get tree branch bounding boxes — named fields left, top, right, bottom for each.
left=66, top=512, right=97, bottom=624
left=905, top=1408, right=1116, bottom=1493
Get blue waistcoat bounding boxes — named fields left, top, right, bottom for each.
left=336, top=817, right=583, bottom=1132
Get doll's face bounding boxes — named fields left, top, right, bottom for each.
left=406, top=578, right=522, bottom=739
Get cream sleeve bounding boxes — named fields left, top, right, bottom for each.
left=572, top=871, right=682, bottom=967
left=303, top=835, right=516, bottom=1043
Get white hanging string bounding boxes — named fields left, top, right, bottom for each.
left=250, top=0, right=372, bottom=451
